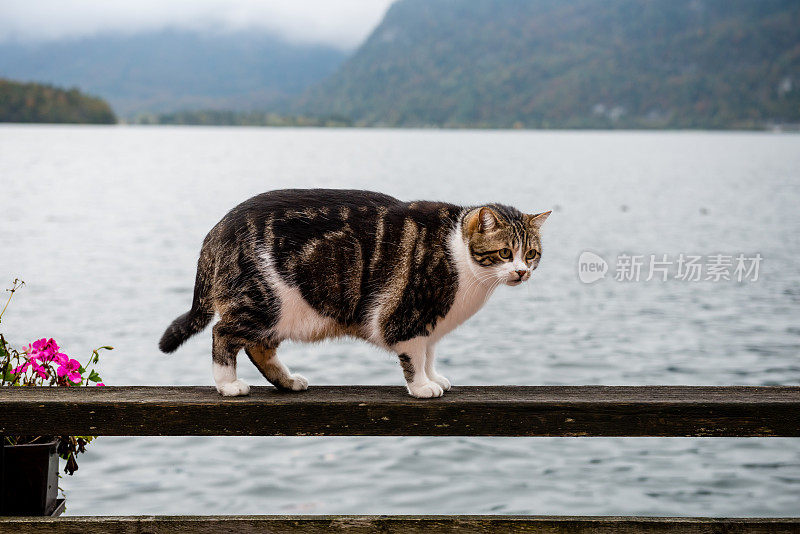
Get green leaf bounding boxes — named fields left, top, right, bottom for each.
left=88, top=370, right=102, bottom=383
left=2, top=363, right=16, bottom=383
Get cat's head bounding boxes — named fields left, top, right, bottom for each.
left=463, top=205, right=550, bottom=286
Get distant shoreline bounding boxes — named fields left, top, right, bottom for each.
left=2, top=121, right=799, bottom=133
left=121, top=109, right=800, bottom=132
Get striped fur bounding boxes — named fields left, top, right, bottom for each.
left=159, top=189, right=549, bottom=398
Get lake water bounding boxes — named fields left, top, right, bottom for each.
left=1, top=125, right=799, bottom=516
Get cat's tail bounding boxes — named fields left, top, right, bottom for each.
left=159, top=251, right=215, bottom=353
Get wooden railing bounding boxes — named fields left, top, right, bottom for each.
left=1, top=385, right=800, bottom=532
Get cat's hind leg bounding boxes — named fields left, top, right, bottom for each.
left=245, top=342, right=308, bottom=391
left=394, top=337, right=444, bottom=398
left=212, top=319, right=251, bottom=397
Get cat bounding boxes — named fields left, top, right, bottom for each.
left=159, top=189, right=549, bottom=398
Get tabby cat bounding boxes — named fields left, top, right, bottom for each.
left=159, top=189, right=549, bottom=398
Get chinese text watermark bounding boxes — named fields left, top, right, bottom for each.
left=578, top=252, right=762, bottom=284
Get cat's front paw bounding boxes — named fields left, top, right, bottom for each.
left=407, top=380, right=444, bottom=398
left=429, top=374, right=451, bottom=391
left=288, top=373, right=308, bottom=391
left=217, top=379, right=251, bottom=397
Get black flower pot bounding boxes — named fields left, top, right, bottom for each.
left=1, top=438, right=60, bottom=516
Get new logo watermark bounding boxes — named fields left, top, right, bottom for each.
left=577, top=252, right=762, bottom=284
left=577, top=251, right=609, bottom=284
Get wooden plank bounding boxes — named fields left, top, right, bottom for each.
left=0, top=386, right=798, bottom=437
left=0, top=434, right=4, bottom=515
left=1, top=515, right=799, bottom=534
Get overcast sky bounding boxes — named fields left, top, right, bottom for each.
left=0, top=0, right=396, bottom=49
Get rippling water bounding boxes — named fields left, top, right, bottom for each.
left=1, top=125, right=799, bottom=516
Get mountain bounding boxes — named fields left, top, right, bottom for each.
left=0, top=79, right=116, bottom=124
left=0, top=30, right=347, bottom=117
left=300, top=0, right=800, bottom=128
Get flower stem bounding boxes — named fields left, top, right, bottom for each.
left=0, top=279, right=24, bottom=323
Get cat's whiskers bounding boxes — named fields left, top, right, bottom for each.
left=465, top=271, right=496, bottom=296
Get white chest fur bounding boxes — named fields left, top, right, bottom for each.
left=429, top=224, right=497, bottom=342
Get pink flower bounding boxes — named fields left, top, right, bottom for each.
left=13, top=338, right=68, bottom=382
left=33, top=338, right=58, bottom=355
left=21, top=344, right=37, bottom=360
left=30, top=361, right=49, bottom=380
left=13, top=342, right=41, bottom=376
left=24, top=338, right=62, bottom=365
left=33, top=338, right=58, bottom=352
left=12, top=361, right=30, bottom=375
left=95, top=383, right=105, bottom=387
left=57, top=358, right=82, bottom=384
left=50, top=352, right=69, bottom=365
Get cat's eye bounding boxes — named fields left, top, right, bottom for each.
left=498, top=248, right=512, bottom=259
left=525, top=249, right=539, bottom=260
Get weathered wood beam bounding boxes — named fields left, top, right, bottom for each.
left=2, top=515, right=799, bottom=534
left=0, top=433, right=5, bottom=515
left=0, top=386, right=798, bottom=437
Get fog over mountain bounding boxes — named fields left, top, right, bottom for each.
left=0, top=30, right=347, bottom=115
left=0, top=1, right=393, bottom=50
left=0, top=1, right=392, bottom=116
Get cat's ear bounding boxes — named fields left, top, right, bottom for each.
left=478, top=207, right=500, bottom=231
left=525, top=210, right=551, bottom=230
left=467, top=207, right=500, bottom=234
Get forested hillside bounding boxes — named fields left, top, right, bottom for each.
left=301, top=0, right=800, bottom=128
left=0, top=79, right=116, bottom=124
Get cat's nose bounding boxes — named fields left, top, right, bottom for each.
left=515, top=270, right=527, bottom=279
